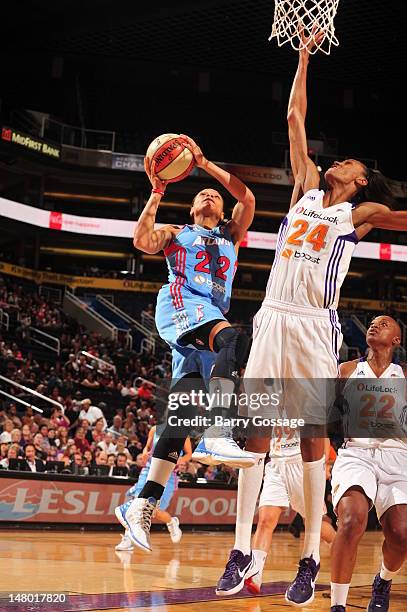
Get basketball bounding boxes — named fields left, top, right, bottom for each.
left=146, top=133, right=195, bottom=183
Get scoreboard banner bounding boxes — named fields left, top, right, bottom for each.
left=1, top=197, right=406, bottom=263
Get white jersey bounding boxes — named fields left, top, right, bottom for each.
left=269, top=425, right=301, bottom=459
left=344, top=359, right=406, bottom=450
left=266, top=189, right=357, bottom=309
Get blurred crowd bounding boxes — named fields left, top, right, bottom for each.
left=0, top=274, right=238, bottom=485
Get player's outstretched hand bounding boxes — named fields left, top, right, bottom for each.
left=299, top=24, right=325, bottom=58
left=179, top=134, right=208, bottom=169
left=144, top=156, right=167, bottom=193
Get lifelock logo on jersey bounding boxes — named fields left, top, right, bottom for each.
left=295, top=206, right=338, bottom=225
left=192, top=236, right=231, bottom=247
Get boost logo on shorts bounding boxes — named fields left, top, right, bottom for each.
left=294, top=250, right=321, bottom=264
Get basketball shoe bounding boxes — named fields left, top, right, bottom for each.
left=330, top=607, right=346, bottom=612
left=115, top=497, right=157, bottom=552
left=285, top=556, right=320, bottom=606
left=216, top=549, right=258, bottom=596
left=245, top=571, right=262, bottom=595
left=367, top=574, right=391, bottom=611
left=166, top=517, right=182, bottom=543
left=115, top=531, right=134, bottom=551
left=192, top=425, right=256, bottom=468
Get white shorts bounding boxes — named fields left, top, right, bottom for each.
left=259, top=454, right=326, bottom=517
left=240, top=299, right=340, bottom=423
left=331, top=446, right=407, bottom=520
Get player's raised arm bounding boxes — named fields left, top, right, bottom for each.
left=133, top=159, right=179, bottom=254
left=352, top=202, right=407, bottom=239
left=181, top=134, right=255, bottom=245
left=287, top=31, right=323, bottom=205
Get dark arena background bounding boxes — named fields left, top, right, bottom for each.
left=0, top=1, right=406, bottom=611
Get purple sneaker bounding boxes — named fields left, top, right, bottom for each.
left=216, top=549, right=257, bottom=596
left=285, top=556, right=320, bottom=606
left=367, top=574, right=391, bottom=611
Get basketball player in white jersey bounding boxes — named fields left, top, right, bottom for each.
left=330, top=315, right=406, bottom=612
left=216, top=30, right=407, bottom=606
left=239, top=431, right=336, bottom=597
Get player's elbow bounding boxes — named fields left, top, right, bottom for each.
left=133, top=236, right=155, bottom=254
left=244, top=190, right=256, bottom=209
left=287, top=108, right=302, bottom=126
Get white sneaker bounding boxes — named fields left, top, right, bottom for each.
left=166, top=516, right=182, bottom=543
left=115, top=532, right=134, bottom=551
left=115, top=496, right=157, bottom=552
left=192, top=427, right=256, bottom=468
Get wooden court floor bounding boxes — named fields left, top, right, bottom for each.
left=0, top=530, right=406, bottom=611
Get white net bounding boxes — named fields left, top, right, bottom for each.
left=269, top=0, right=341, bottom=55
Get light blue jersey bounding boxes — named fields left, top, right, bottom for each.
left=155, top=223, right=236, bottom=383
left=156, top=224, right=237, bottom=345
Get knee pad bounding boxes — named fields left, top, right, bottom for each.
left=211, top=327, right=250, bottom=380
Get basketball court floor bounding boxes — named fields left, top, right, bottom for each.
left=0, top=530, right=406, bottom=611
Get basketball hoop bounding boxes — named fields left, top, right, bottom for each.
left=269, top=0, right=341, bottom=55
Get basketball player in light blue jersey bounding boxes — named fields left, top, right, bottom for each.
left=116, top=134, right=257, bottom=552
left=115, top=425, right=192, bottom=552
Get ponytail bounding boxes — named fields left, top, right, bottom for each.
left=354, top=167, right=395, bottom=208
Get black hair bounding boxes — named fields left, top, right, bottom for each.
left=353, top=166, right=395, bottom=208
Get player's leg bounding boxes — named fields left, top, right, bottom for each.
left=367, top=451, right=407, bottom=612
left=115, top=371, right=199, bottom=551
left=217, top=449, right=284, bottom=597
left=321, top=515, right=336, bottom=545
left=216, top=307, right=278, bottom=595
left=365, top=505, right=407, bottom=612
left=183, top=319, right=256, bottom=468
left=158, top=472, right=182, bottom=544
left=245, top=505, right=283, bottom=594
left=330, top=488, right=370, bottom=611
left=329, top=447, right=377, bottom=611
left=285, top=310, right=339, bottom=606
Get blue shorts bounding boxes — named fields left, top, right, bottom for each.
left=171, top=345, right=215, bottom=386
left=126, top=466, right=178, bottom=511
left=155, top=285, right=226, bottom=347
left=156, top=286, right=221, bottom=386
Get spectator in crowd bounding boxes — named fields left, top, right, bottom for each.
left=120, top=380, right=137, bottom=398
left=10, top=428, right=22, bottom=447
left=95, top=451, right=108, bottom=466
left=71, top=452, right=87, bottom=476
left=0, top=444, right=19, bottom=468
left=78, top=399, right=107, bottom=429
left=129, top=453, right=146, bottom=479
left=47, top=427, right=57, bottom=447
left=23, top=444, right=45, bottom=472
left=81, top=372, right=100, bottom=389
left=33, top=433, right=47, bottom=461
left=0, top=420, right=14, bottom=443
left=110, top=415, right=126, bottom=439
left=20, top=424, right=32, bottom=448
left=98, top=432, right=117, bottom=455
left=0, top=442, right=9, bottom=460
left=74, top=427, right=91, bottom=454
